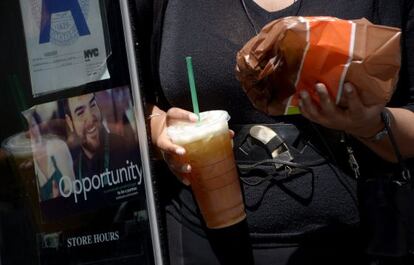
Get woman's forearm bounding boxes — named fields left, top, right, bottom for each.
left=147, top=104, right=166, bottom=141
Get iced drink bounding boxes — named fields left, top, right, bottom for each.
left=2, top=132, right=35, bottom=185
left=1, top=132, right=41, bottom=220
left=167, top=110, right=246, bottom=228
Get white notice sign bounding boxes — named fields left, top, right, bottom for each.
left=19, top=0, right=110, bottom=96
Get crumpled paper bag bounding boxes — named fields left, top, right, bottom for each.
left=236, top=16, right=401, bottom=115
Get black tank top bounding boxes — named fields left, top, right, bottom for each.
left=156, top=0, right=410, bottom=241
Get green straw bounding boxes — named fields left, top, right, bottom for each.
left=185, top=56, right=200, bottom=121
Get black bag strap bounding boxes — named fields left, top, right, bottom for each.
left=381, top=109, right=412, bottom=187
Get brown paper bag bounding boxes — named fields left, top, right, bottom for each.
left=236, top=17, right=401, bottom=115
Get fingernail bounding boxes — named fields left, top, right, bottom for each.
left=189, top=113, right=198, bottom=122
left=300, top=90, right=309, bottom=99
left=181, top=164, right=191, bottom=173
left=345, top=84, right=353, bottom=94
left=182, top=178, right=191, bottom=186
left=176, top=148, right=185, bottom=155
left=315, top=84, right=326, bottom=93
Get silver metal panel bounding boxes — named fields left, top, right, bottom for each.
left=119, top=1, right=164, bottom=264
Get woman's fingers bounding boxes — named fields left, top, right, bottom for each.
left=343, top=83, right=363, bottom=114
left=299, top=82, right=385, bottom=136
left=156, top=131, right=186, bottom=155
left=156, top=107, right=197, bottom=153
left=180, top=178, right=191, bottom=186
left=341, top=83, right=385, bottom=137
left=229, top=129, right=235, bottom=139
left=166, top=107, right=198, bottom=124
left=299, top=90, right=320, bottom=121
left=315, top=83, right=336, bottom=114
left=164, top=153, right=191, bottom=174
left=299, top=83, right=348, bottom=130
left=163, top=152, right=191, bottom=186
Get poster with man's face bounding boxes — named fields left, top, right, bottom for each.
left=25, top=87, right=144, bottom=221
left=22, top=87, right=155, bottom=265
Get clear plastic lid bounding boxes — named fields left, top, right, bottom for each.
left=167, top=110, right=230, bottom=144
left=1, top=132, right=33, bottom=158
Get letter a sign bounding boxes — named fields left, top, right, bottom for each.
left=19, top=0, right=110, bottom=96
left=39, top=0, right=91, bottom=44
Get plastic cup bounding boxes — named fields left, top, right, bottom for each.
left=1, top=132, right=41, bottom=219
left=167, top=110, right=246, bottom=228
left=2, top=132, right=34, bottom=181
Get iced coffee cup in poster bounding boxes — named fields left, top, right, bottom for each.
left=23, top=87, right=145, bottom=222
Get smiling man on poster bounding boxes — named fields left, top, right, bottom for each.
left=61, top=92, right=143, bottom=205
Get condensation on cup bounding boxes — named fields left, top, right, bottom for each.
left=167, top=110, right=246, bottom=228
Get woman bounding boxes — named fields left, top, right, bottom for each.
left=135, top=0, right=414, bottom=264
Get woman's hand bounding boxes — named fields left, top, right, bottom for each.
left=149, top=106, right=198, bottom=185
left=298, top=82, right=385, bottom=138
left=149, top=105, right=235, bottom=185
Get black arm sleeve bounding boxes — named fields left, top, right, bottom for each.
left=131, top=0, right=156, bottom=104
left=395, top=0, right=414, bottom=111
left=132, top=0, right=170, bottom=110
left=404, top=0, right=414, bottom=111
